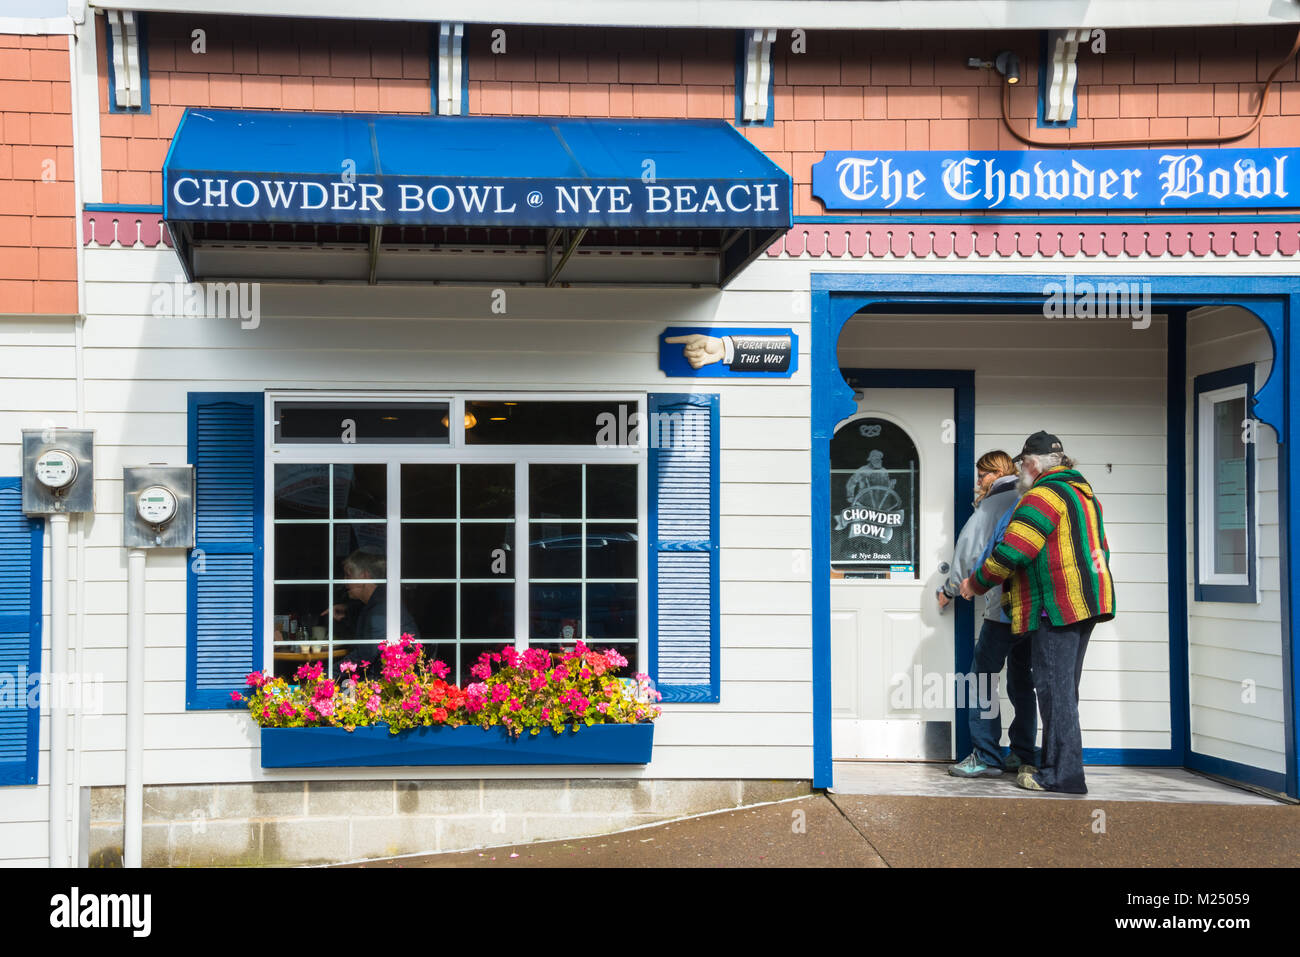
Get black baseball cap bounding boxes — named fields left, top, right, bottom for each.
left=1013, top=431, right=1064, bottom=463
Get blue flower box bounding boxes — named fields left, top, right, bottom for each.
left=259, top=722, right=654, bottom=768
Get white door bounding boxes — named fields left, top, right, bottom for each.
left=830, top=387, right=957, bottom=760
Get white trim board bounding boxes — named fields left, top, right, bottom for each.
left=83, top=1, right=1300, bottom=29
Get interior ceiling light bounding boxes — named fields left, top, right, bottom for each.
left=440, top=412, right=479, bottom=429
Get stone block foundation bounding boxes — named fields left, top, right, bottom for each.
left=85, top=778, right=811, bottom=867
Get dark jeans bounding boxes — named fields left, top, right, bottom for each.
left=968, top=620, right=1037, bottom=770
left=1030, top=619, right=1096, bottom=793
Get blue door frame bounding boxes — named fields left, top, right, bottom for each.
left=837, top=368, right=976, bottom=760
left=810, top=273, right=1298, bottom=800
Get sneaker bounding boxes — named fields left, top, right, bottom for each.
left=1016, top=767, right=1045, bottom=791
left=1003, top=753, right=1023, bottom=774
left=948, top=754, right=1002, bottom=778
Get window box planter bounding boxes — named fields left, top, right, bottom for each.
left=259, top=722, right=654, bottom=769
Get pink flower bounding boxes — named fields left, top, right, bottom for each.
left=294, top=662, right=324, bottom=682
left=508, top=698, right=522, bottom=712
left=500, top=646, right=521, bottom=668
left=603, top=648, right=628, bottom=668
left=580, top=669, right=591, bottom=680
left=380, top=639, right=420, bottom=681
left=338, top=661, right=357, bottom=675
left=245, top=671, right=268, bottom=688
left=522, top=647, right=551, bottom=671
left=597, top=701, right=609, bottom=714
left=559, top=689, right=588, bottom=713
left=430, top=659, right=450, bottom=679
left=365, top=694, right=380, bottom=714
left=490, top=683, right=510, bottom=703
left=529, top=675, right=546, bottom=692
left=315, top=697, right=335, bottom=718
left=312, top=679, right=336, bottom=702
left=276, top=701, right=296, bottom=717
left=466, top=682, right=488, bottom=698
left=229, top=691, right=244, bottom=702
left=470, top=661, right=491, bottom=680
left=541, top=708, right=550, bottom=720
left=465, top=694, right=484, bottom=714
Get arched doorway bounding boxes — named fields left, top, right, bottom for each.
left=809, top=274, right=1296, bottom=801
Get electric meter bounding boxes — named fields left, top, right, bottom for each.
left=136, top=485, right=178, bottom=525
left=22, top=429, right=94, bottom=514
left=35, top=450, right=78, bottom=489
left=122, top=465, right=194, bottom=549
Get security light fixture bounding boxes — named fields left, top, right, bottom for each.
left=995, top=51, right=1020, bottom=84
left=967, top=51, right=1020, bottom=84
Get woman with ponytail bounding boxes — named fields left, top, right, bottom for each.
left=938, top=450, right=1038, bottom=778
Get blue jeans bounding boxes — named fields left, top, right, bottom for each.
left=1031, top=619, right=1094, bottom=793
left=968, top=619, right=1037, bottom=770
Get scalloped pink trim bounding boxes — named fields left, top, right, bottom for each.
left=83, top=210, right=172, bottom=248
left=766, top=222, right=1300, bottom=259
left=81, top=211, right=1299, bottom=259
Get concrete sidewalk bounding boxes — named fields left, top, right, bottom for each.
left=345, top=791, right=1300, bottom=868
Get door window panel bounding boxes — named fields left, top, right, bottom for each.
left=830, top=417, right=920, bottom=580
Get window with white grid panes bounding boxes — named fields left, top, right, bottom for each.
left=266, top=395, right=643, bottom=685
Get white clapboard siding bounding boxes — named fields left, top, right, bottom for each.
left=721, top=614, right=811, bottom=646
left=720, top=484, right=810, bottom=517
left=720, top=450, right=809, bottom=485
left=17, top=247, right=1283, bottom=836
left=1185, top=308, right=1286, bottom=775
left=0, top=323, right=76, bottom=861
left=0, top=247, right=829, bottom=815
left=840, top=311, right=1170, bottom=751
left=722, top=548, right=813, bottom=582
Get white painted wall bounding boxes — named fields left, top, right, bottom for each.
left=1186, top=308, right=1286, bottom=777
left=5, top=246, right=1297, bottom=865
left=0, top=316, right=77, bottom=866
left=3, top=246, right=818, bottom=825
left=838, top=311, right=1172, bottom=752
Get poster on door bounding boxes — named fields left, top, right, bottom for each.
left=830, top=418, right=918, bottom=576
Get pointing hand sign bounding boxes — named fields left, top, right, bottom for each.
left=664, top=334, right=726, bottom=369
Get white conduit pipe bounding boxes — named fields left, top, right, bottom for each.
left=48, top=512, right=70, bottom=867
left=124, top=548, right=146, bottom=868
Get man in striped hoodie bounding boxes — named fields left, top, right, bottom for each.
left=960, top=432, right=1115, bottom=794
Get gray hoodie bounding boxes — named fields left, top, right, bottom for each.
left=941, top=473, right=1019, bottom=623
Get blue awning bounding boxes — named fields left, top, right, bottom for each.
left=162, top=109, right=792, bottom=286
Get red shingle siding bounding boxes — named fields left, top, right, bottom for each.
left=1, top=33, right=76, bottom=315
left=97, top=19, right=1300, bottom=216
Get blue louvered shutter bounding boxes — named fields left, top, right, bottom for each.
left=648, top=393, right=719, bottom=703
left=0, top=478, right=42, bottom=786
left=187, top=393, right=263, bottom=709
